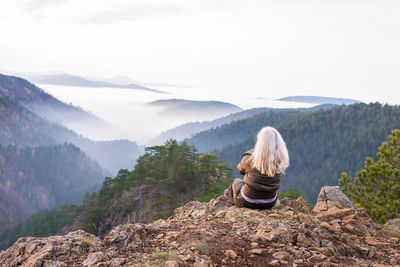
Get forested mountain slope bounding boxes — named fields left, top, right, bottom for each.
left=0, top=74, right=141, bottom=234
left=212, top=103, right=400, bottom=203
left=59, top=140, right=232, bottom=239
left=0, top=143, right=106, bottom=233
left=150, top=104, right=334, bottom=145
left=183, top=104, right=335, bottom=152
left=185, top=109, right=304, bottom=152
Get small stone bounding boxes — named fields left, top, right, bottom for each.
left=179, top=254, right=193, bottom=261
left=249, top=248, right=267, bottom=255
left=224, top=249, right=238, bottom=259
left=308, top=254, right=327, bottom=263
left=251, top=242, right=258, bottom=247
left=269, top=260, right=280, bottom=266
left=297, top=233, right=311, bottom=247
left=368, top=247, right=376, bottom=258
left=156, top=233, right=164, bottom=239
left=82, top=252, right=105, bottom=266
left=165, top=260, right=179, bottom=267
left=365, top=236, right=389, bottom=246
left=43, top=261, right=68, bottom=267
left=166, top=231, right=182, bottom=239
left=272, top=251, right=290, bottom=260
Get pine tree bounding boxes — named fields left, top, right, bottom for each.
left=339, top=129, right=400, bottom=223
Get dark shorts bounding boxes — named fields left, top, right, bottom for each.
left=226, top=178, right=277, bottom=210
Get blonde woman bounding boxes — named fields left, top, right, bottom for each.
left=226, top=126, right=289, bottom=209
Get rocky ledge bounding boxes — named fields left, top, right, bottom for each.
left=1, top=186, right=400, bottom=267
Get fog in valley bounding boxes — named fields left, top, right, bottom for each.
left=38, top=83, right=316, bottom=144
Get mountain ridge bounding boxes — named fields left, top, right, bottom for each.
left=278, top=95, right=361, bottom=105
left=27, top=73, right=167, bottom=94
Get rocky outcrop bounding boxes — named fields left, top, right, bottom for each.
left=1, top=187, right=400, bottom=267
left=313, top=186, right=355, bottom=212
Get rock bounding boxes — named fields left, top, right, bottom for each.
left=83, top=252, right=105, bottom=267
left=313, top=186, right=355, bottom=212
left=165, top=260, right=179, bottom=267
left=272, top=251, right=290, bottom=260
left=249, top=248, right=268, bottom=255
left=224, top=249, right=238, bottom=259
left=368, top=247, right=376, bottom=258
left=316, top=208, right=355, bottom=222
left=365, top=236, right=389, bottom=246
left=165, top=231, right=182, bottom=239
left=1, top=187, right=399, bottom=267
left=297, top=233, right=311, bottom=248
left=104, top=224, right=145, bottom=248
left=385, top=218, right=400, bottom=227
left=308, top=254, right=327, bottom=263
left=193, top=256, right=210, bottom=267
left=269, top=260, right=280, bottom=266
left=43, top=261, right=68, bottom=267
left=279, top=197, right=310, bottom=214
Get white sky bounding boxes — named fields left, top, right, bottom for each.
left=1, top=0, right=400, bottom=104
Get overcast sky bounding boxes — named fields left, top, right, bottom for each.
left=1, top=0, right=400, bottom=104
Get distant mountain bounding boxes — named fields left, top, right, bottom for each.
left=27, top=74, right=167, bottom=94
left=147, top=99, right=242, bottom=120
left=278, top=96, right=361, bottom=105
left=149, top=104, right=335, bottom=145
left=0, top=74, right=143, bottom=174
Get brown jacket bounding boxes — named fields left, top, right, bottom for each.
left=237, top=150, right=281, bottom=199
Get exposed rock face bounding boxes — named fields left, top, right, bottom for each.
left=1, top=187, right=400, bottom=267
left=313, top=186, right=355, bottom=212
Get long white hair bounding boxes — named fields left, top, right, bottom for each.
left=250, top=126, right=289, bottom=176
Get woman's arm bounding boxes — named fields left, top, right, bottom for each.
left=237, top=155, right=250, bottom=175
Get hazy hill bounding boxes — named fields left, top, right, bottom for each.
left=278, top=95, right=361, bottom=105
left=211, top=103, right=400, bottom=203
left=0, top=74, right=143, bottom=174
left=0, top=143, right=107, bottom=233
left=0, top=73, right=124, bottom=140
left=27, top=73, right=167, bottom=94
left=147, top=99, right=242, bottom=120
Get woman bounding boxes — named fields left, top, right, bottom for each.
left=226, top=126, right=289, bottom=209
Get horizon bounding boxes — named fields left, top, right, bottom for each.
left=1, top=0, right=400, bottom=105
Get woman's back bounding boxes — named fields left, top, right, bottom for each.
left=226, top=126, right=289, bottom=209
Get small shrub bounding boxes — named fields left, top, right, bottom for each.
left=155, top=252, right=171, bottom=260
left=81, top=237, right=92, bottom=247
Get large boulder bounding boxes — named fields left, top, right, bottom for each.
left=0, top=230, right=103, bottom=267
left=313, top=186, right=355, bottom=213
